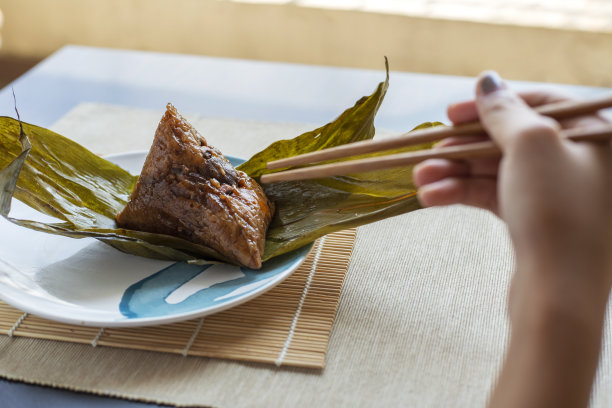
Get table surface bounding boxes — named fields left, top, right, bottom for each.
left=0, top=45, right=607, bottom=407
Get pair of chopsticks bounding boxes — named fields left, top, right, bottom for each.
left=260, top=93, right=612, bottom=184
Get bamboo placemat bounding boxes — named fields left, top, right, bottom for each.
left=0, top=229, right=356, bottom=369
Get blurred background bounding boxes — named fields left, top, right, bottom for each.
left=1, top=0, right=612, bottom=88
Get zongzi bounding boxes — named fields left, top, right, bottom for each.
left=116, top=104, right=274, bottom=269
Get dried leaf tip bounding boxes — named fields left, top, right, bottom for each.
left=11, top=88, right=26, bottom=143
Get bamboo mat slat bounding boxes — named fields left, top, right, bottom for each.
left=0, top=229, right=356, bottom=369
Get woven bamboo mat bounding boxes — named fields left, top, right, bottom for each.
left=0, top=229, right=356, bottom=369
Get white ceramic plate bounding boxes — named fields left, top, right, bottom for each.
left=0, top=152, right=310, bottom=327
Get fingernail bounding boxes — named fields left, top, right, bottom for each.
left=479, top=71, right=503, bottom=95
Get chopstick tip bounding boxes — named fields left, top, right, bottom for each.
left=266, top=161, right=282, bottom=170
left=259, top=173, right=273, bottom=184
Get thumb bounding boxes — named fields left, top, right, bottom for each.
left=475, top=71, right=561, bottom=152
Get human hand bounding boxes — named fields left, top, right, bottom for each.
left=414, top=72, right=612, bottom=407
left=414, top=72, right=612, bottom=300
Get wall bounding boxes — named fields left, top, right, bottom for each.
left=1, top=0, right=612, bottom=86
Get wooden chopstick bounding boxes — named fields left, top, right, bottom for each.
left=259, top=125, right=612, bottom=184
left=266, top=92, right=612, bottom=171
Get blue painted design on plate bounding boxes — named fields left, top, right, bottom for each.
left=119, top=245, right=311, bottom=319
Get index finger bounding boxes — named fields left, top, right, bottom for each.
left=447, top=89, right=573, bottom=125
left=475, top=72, right=562, bottom=152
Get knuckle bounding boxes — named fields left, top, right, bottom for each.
left=481, top=92, right=517, bottom=115
left=515, top=117, right=561, bottom=145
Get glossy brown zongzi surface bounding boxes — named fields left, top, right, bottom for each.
left=116, top=104, right=274, bottom=269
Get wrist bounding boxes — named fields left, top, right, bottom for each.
left=499, top=274, right=606, bottom=408
left=515, top=243, right=612, bottom=299
left=509, top=259, right=611, bottom=331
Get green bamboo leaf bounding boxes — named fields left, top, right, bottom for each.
left=0, top=61, right=443, bottom=265
left=238, top=58, right=390, bottom=178
left=0, top=116, right=31, bottom=216
left=237, top=63, right=441, bottom=260
left=0, top=117, right=228, bottom=264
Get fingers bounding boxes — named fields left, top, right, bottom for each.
left=475, top=71, right=562, bottom=152
left=414, top=159, right=469, bottom=187
left=447, top=100, right=480, bottom=125
left=416, top=71, right=571, bottom=214
left=414, top=157, right=500, bottom=214
left=560, top=112, right=612, bottom=129
left=517, top=88, right=572, bottom=107
left=417, top=177, right=498, bottom=212
left=414, top=155, right=499, bottom=186
left=447, top=88, right=573, bottom=126
left=435, top=134, right=489, bottom=149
